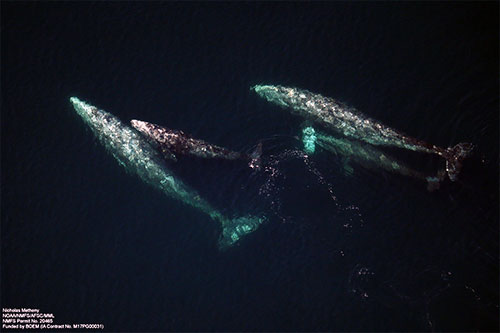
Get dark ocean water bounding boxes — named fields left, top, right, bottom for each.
left=2, top=2, right=498, bottom=332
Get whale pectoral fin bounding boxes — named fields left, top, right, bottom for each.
left=425, top=169, right=446, bottom=192
left=426, top=177, right=440, bottom=192
left=341, top=157, right=354, bottom=177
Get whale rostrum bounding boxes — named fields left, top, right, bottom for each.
left=131, top=119, right=262, bottom=169
left=70, top=97, right=265, bottom=249
left=252, top=84, right=473, bottom=181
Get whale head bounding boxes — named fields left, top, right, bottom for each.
left=131, top=119, right=152, bottom=135
left=302, top=126, right=317, bottom=154
left=132, top=118, right=172, bottom=137
left=251, top=84, right=299, bottom=109
left=70, top=97, right=100, bottom=125
left=70, top=96, right=116, bottom=135
left=130, top=119, right=163, bottom=146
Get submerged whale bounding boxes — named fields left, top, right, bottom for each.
left=252, top=84, right=473, bottom=181
left=302, top=126, right=444, bottom=191
left=131, top=119, right=262, bottom=169
left=70, top=97, right=264, bottom=249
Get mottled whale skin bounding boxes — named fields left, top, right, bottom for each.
left=302, top=126, right=444, bottom=191
left=131, top=119, right=261, bottom=169
left=252, top=84, right=473, bottom=181
left=70, top=97, right=264, bottom=249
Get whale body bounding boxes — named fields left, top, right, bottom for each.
left=70, top=97, right=264, bottom=249
left=252, top=84, right=473, bottom=181
left=131, top=119, right=261, bottom=169
left=302, top=126, right=443, bottom=191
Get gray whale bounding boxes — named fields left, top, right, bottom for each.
left=252, top=84, right=473, bottom=182
left=70, top=97, right=265, bottom=249
left=131, top=119, right=262, bottom=169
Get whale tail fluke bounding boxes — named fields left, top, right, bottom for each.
left=248, top=142, right=263, bottom=170
left=445, top=143, right=474, bottom=182
left=218, top=215, right=266, bottom=250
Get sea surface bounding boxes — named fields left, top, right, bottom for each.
left=2, top=2, right=498, bottom=332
